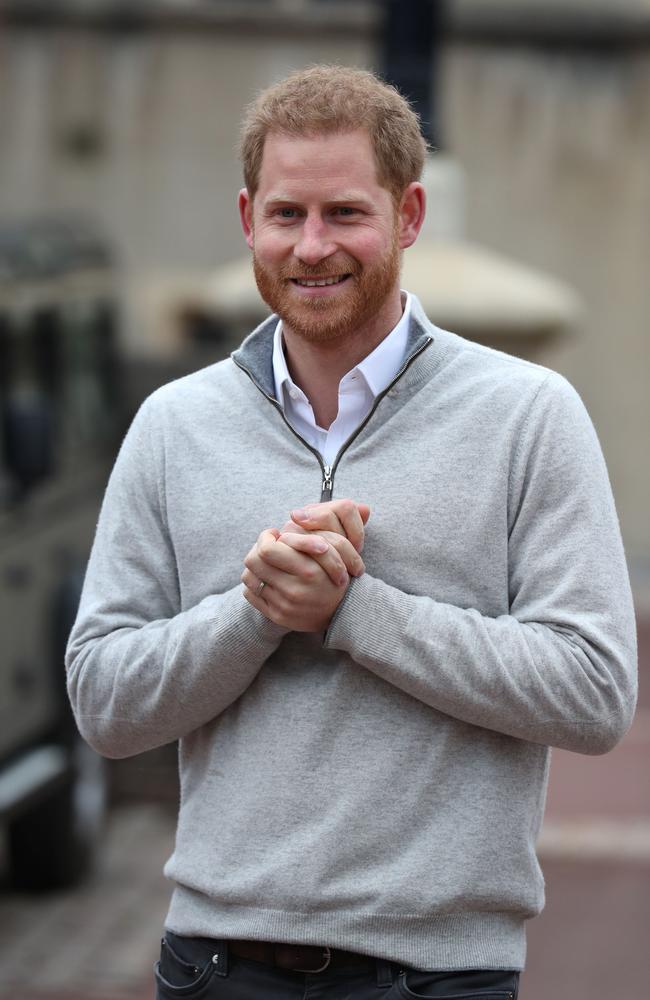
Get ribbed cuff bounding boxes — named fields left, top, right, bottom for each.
left=206, top=585, right=290, bottom=652
left=324, top=573, right=412, bottom=662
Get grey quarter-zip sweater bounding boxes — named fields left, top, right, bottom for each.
left=66, top=294, right=637, bottom=971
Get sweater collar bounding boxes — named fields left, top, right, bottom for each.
left=231, top=292, right=436, bottom=401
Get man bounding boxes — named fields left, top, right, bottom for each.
left=66, top=66, right=637, bottom=999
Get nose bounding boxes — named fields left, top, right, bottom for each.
left=293, top=214, right=336, bottom=267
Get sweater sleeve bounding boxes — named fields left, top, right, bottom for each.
left=325, top=373, right=637, bottom=754
left=65, top=396, right=288, bottom=759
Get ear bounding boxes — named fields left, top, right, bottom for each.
left=238, top=188, right=254, bottom=249
left=397, top=182, right=426, bottom=250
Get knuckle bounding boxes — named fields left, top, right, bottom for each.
left=290, top=580, right=309, bottom=603
left=266, top=604, right=285, bottom=626
left=277, top=593, right=295, bottom=616
left=258, top=540, right=273, bottom=560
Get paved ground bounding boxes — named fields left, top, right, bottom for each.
left=522, top=614, right=650, bottom=1000
left=0, top=804, right=173, bottom=1000
left=1, top=619, right=648, bottom=1000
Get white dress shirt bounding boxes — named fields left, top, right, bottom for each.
left=272, top=292, right=412, bottom=466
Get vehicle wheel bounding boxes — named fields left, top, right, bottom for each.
left=7, top=738, right=107, bottom=891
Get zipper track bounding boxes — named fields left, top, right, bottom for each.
left=232, top=335, right=432, bottom=502
left=320, top=336, right=432, bottom=499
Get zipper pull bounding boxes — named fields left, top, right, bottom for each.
left=321, top=465, right=333, bottom=502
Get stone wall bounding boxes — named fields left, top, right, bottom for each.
left=0, top=16, right=375, bottom=275
left=443, top=40, right=650, bottom=587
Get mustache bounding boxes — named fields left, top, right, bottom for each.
left=278, top=258, right=359, bottom=280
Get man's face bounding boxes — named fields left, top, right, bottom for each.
left=239, top=129, right=406, bottom=345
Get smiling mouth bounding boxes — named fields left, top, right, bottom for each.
left=291, top=275, right=350, bottom=287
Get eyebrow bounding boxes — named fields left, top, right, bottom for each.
left=263, top=192, right=374, bottom=208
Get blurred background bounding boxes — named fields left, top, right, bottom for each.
left=0, top=1, right=648, bottom=998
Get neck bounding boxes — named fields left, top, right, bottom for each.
left=281, top=290, right=403, bottom=429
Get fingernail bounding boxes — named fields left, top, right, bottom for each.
left=292, top=509, right=309, bottom=520
left=339, top=574, right=349, bottom=587
left=313, top=540, right=328, bottom=553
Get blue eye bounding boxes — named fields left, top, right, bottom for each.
left=279, top=208, right=296, bottom=218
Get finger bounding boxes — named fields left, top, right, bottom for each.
left=243, top=529, right=296, bottom=576
left=241, top=567, right=271, bottom=599
left=243, top=584, right=277, bottom=621
left=277, top=532, right=329, bottom=558
left=246, top=536, right=327, bottom=582
left=279, top=519, right=308, bottom=535
left=302, top=500, right=371, bottom=524
left=292, top=499, right=367, bottom=552
left=241, top=562, right=289, bottom=603
left=356, top=502, right=371, bottom=525
left=243, top=530, right=305, bottom=589
left=258, top=527, right=282, bottom=546
left=241, top=564, right=296, bottom=621
left=278, top=532, right=349, bottom=587
left=243, top=529, right=283, bottom=579
left=278, top=529, right=363, bottom=578
left=320, top=532, right=365, bottom=577
left=243, top=529, right=283, bottom=571
left=329, top=499, right=366, bottom=551
left=290, top=506, right=345, bottom=537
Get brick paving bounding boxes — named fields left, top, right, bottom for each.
left=0, top=804, right=175, bottom=1000
left=523, top=612, right=650, bottom=1000
left=523, top=859, right=650, bottom=1000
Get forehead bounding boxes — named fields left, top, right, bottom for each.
left=256, top=129, right=385, bottom=199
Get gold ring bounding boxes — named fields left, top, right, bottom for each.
left=255, top=580, right=267, bottom=596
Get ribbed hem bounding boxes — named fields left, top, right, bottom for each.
left=165, top=889, right=526, bottom=970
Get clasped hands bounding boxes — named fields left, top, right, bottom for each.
left=241, top=499, right=370, bottom=632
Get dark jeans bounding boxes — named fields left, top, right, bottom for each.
left=155, top=932, right=520, bottom=999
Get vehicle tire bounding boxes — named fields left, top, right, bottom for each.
left=7, top=737, right=107, bottom=891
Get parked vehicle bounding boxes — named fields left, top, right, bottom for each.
left=0, top=218, right=124, bottom=890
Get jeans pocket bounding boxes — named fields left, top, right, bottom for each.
left=154, top=935, right=219, bottom=998
left=397, top=969, right=519, bottom=1000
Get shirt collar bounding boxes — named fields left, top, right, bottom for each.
left=353, top=291, right=412, bottom=396
left=272, top=291, right=412, bottom=404
left=272, top=319, right=302, bottom=403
